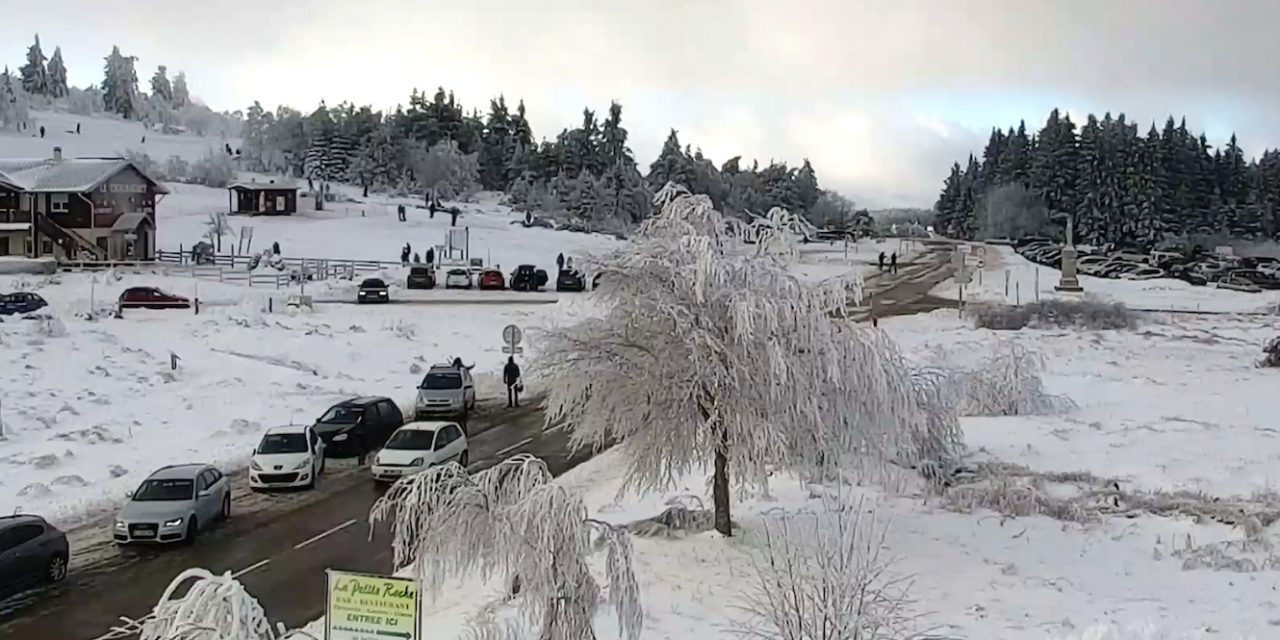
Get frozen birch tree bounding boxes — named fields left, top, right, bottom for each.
left=536, top=183, right=962, bottom=536
left=139, top=568, right=276, bottom=640
left=369, top=455, right=642, bottom=640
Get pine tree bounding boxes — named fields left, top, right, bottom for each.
left=647, top=130, right=694, bottom=193
left=19, top=35, right=50, bottom=97
left=171, top=71, right=190, bottom=109
left=0, top=68, right=15, bottom=130
left=102, top=46, right=140, bottom=119
left=46, top=47, right=68, bottom=99
left=150, top=65, right=173, bottom=104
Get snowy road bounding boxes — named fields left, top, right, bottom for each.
left=0, top=399, right=597, bottom=639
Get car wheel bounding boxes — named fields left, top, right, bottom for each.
left=221, top=494, right=231, bottom=520
left=184, top=518, right=199, bottom=545
left=459, top=450, right=469, bottom=468
left=47, top=552, right=68, bottom=583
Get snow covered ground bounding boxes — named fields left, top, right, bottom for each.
left=0, top=110, right=234, bottom=164
left=932, top=244, right=1280, bottom=314
left=0, top=267, right=602, bottom=525
left=297, top=273, right=1280, bottom=640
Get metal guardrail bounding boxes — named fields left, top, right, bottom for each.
left=152, top=250, right=407, bottom=289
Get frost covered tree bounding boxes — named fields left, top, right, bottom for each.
left=410, top=139, right=480, bottom=203
left=150, top=65, right=173, bottom=104
left=19, top=34, right=50, bottom=98
left=46, top=47, right=68, bottom=99
left=0, top=69, right=31, bottom=131
left=171, top=71, right=190, bottom=109
left=203, top=211, right=235, bottom=252
left=191, top=148, right=235, bottom=188
left=102, top=46, right=140, bottom=119
left=537, top=183, right=961, bottom=536
left=370, top=455, right=642, bottom=640
left=139, top=568, right=276, bottom=640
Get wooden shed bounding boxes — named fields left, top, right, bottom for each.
left=228, top=182, right=299, bottom=216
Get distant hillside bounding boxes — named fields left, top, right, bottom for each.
left=0, top=110, right=235, bottom=164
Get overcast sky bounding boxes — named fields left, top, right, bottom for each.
left=5, top=0, right=1280, bottom=208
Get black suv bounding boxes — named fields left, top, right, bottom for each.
left=511, top=265, right=549, bottom=292
left=313, top=396, right=404, bottom=458
left=357, top=278, right=390, bottom=304
left=0, top=514, right=69, bottom=595
left=407, top=266, right=435, bottom=290
left=556, top=269, right=585, bottom=292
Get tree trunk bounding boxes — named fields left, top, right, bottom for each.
left=362, top=183, right=369, bottom=198
left=712, top=425, right=732, bottom=536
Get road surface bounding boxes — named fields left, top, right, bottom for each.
left=0, top=245, right=958, bottom=640
left=0, top=400, right=596, bottom=640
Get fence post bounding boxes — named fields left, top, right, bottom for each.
left=1034, top=268, right=1040, bottom=301
left=1004, top=269, right=1010, bottom=297
left=1016, top=281, right=1021, bottom=305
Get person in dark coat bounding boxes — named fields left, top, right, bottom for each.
left=39, top=126, right=45, bottom=138
left=272, top=241, right=280, bottom=255
left=75, top=123, right=81, bottom=135
left=503, top=356, right=522, bottom=408
left=450, top=209, right=459, bottom=227
left=412, top=252, right=420, bottom=263
left=425, top=247, right=435, bottom=265
left=889, top=252, right=898, bottom=274
left=401, top=244, right=410, bottom=266
left=877, top=252, right=886, bottom=272
left=556, top=253, right=565, bottom=271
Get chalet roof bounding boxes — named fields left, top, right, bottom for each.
left=110, top=212, right=150, bottom=232
left=228, top=181, right=298, bottom=191
left=0, top=157, right=170, bottom=194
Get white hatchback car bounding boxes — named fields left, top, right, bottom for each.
left=249, top=425, right=326, bottom=490
left=371, top=421, right=469, bottom=484
left=444, top=268, right=472, bottom=289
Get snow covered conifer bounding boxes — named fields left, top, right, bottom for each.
left=370, top=455, right=642, bottom=640
left=19, top=35, right=50, bottom=98
left=171, top=71, right=190, bottom=109
left=537, top=183, right=961, bottom=536
left=46, top=47, right=68, bottom=99
left=102, top=46, right=140, bottom=119
left=150, top=65, right=172, bottom=104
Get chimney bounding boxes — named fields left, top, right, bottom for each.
left=52, top=147, right=63, bottom=162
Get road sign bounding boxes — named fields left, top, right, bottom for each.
left=502, top=324, right=523, bottom=347
left=502, top=345, right=524, bottom=355
left=955, top=266, right=973, bottom=285
left=326, top=569, right=420, bottom=640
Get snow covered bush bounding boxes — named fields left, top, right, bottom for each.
left=733, top=496, right=918, bottom=640
left=66, top=85, right=105, bottom=116
left=190, top=148, right=235, bottom=188
left=933, top=341, right=1076, bottom=417
left=138, top=568, right=276, bottom=640
left=969, top=298, right=1138, bottom=331
left=369, top=455, right=642, bottom=640
left=1258, top=335, right=1280, bottom=367
left=537, top=183, right=962, bottom=536
left=164, top=155, right=190, bottom=182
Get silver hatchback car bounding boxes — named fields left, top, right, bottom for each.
left=114, top=464, right=231, bottom=545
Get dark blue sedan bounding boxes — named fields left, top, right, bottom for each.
left=0, top=292, right=48, bottom=316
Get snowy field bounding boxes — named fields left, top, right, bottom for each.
left=295, top=277, right=1280, bottom=640
left=933, top=244, right=1280, bottom=314
left=0, top=110, right=235, bottom=164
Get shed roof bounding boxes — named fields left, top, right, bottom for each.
left=0, top=157, right=169, bottom=194
left=228, top=181, right=299, bottom=192
left=110, top=212, right=150, bottom=232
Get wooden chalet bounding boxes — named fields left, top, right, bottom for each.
left=228, top=181, right=298, bottom=216
left=0, top=147, right=168, bottom=260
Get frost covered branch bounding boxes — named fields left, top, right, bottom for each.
left=927, top=341, right=1075, bottom=417
left=732, top=496, right=920, bottom=640
left=139, top=568, right=276, bottom=640
left=536, top=185, right=963, bottom=536
left=368, top=455, right=642, bottom=640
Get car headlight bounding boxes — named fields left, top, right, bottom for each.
left=115, top=520, right=126, bottom=529
left=333, top=433, right=348, bottom=441
left=410, top=457, right=425, bottom=466
left=163, top=518, right=183, bottom=527
left=293, top=459, right=310, bottom=470
left=251, top=461, right=263, bottom=472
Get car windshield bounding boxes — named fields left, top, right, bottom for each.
left=258, top=433, right=309, bottom=454
left=362, top=279, right=386, bottom=288
left=133, top=478, right=195, bottom=501
left=319, top=405, right=362, bottom=423
left=385, top=429, right=436, bottom=450
left=421, top=372, right=462, bottom=390
left=410, top=267, right=430, bottom=275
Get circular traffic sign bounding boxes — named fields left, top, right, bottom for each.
left=502, top=324, right=523, bottom=346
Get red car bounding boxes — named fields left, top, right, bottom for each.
left=477, top=269, right=506, bottom=290
left=118, top=287, right=191, bottom=309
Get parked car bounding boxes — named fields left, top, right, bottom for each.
left=1224, top=269, right=1280, bottom=290
left=415, top=363, right=477, bottom=421
left=477, top=269, right=506, bottom=290
left=444, top=268, right=472, bottom=290
left=114, top=464, right=231, bottom=545
left=0, top=292, right=48, bottom=316
left=118, top=287, right=191, bottom=310
left=0, top=514, right=69, bottom=594
left=249, top=425, right=326, bottom=490
left=1215, top=273, right=1261, bottom=293
left=510, top=264, right=548, bottom=292
left=406, top=265, right=436, bottom=290
left=371, top=421, right=470, bottom=484
left=357, top=278, right=390, bottom=304
left=1075, top=256, right=1110, bottom=276
left=312, top=396, right=405, bottom=458
left=1119, top=267, right=1166, bottom=281
left=556, top=269, right=586, bottom=292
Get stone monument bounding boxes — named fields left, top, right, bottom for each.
left=1055, top=216, right=1084, bottom=292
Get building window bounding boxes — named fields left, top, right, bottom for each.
left=0, top=238, right=10, bottom=256
left=51, top=193, right=69, bottom=213
left=41, top=238, right=53, bottom=255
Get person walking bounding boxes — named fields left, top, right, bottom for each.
left=75, top=123, right=81, bottom=135
left=397, top=203, right=406, bottom=222
left=503, top=356, right=522, bottom=408
left=878, top=252, right=886, bottom=272
left=890, top=252, right=898, bottom=274
left=272, top=241, right=280, bottom=255
left=401, top=244, right=410, bottom=266
left=39, top=126, right=45, bottom=138
left=425, top=247, right=435, bottom=265
left=556, top=253, right=565, bottom=271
